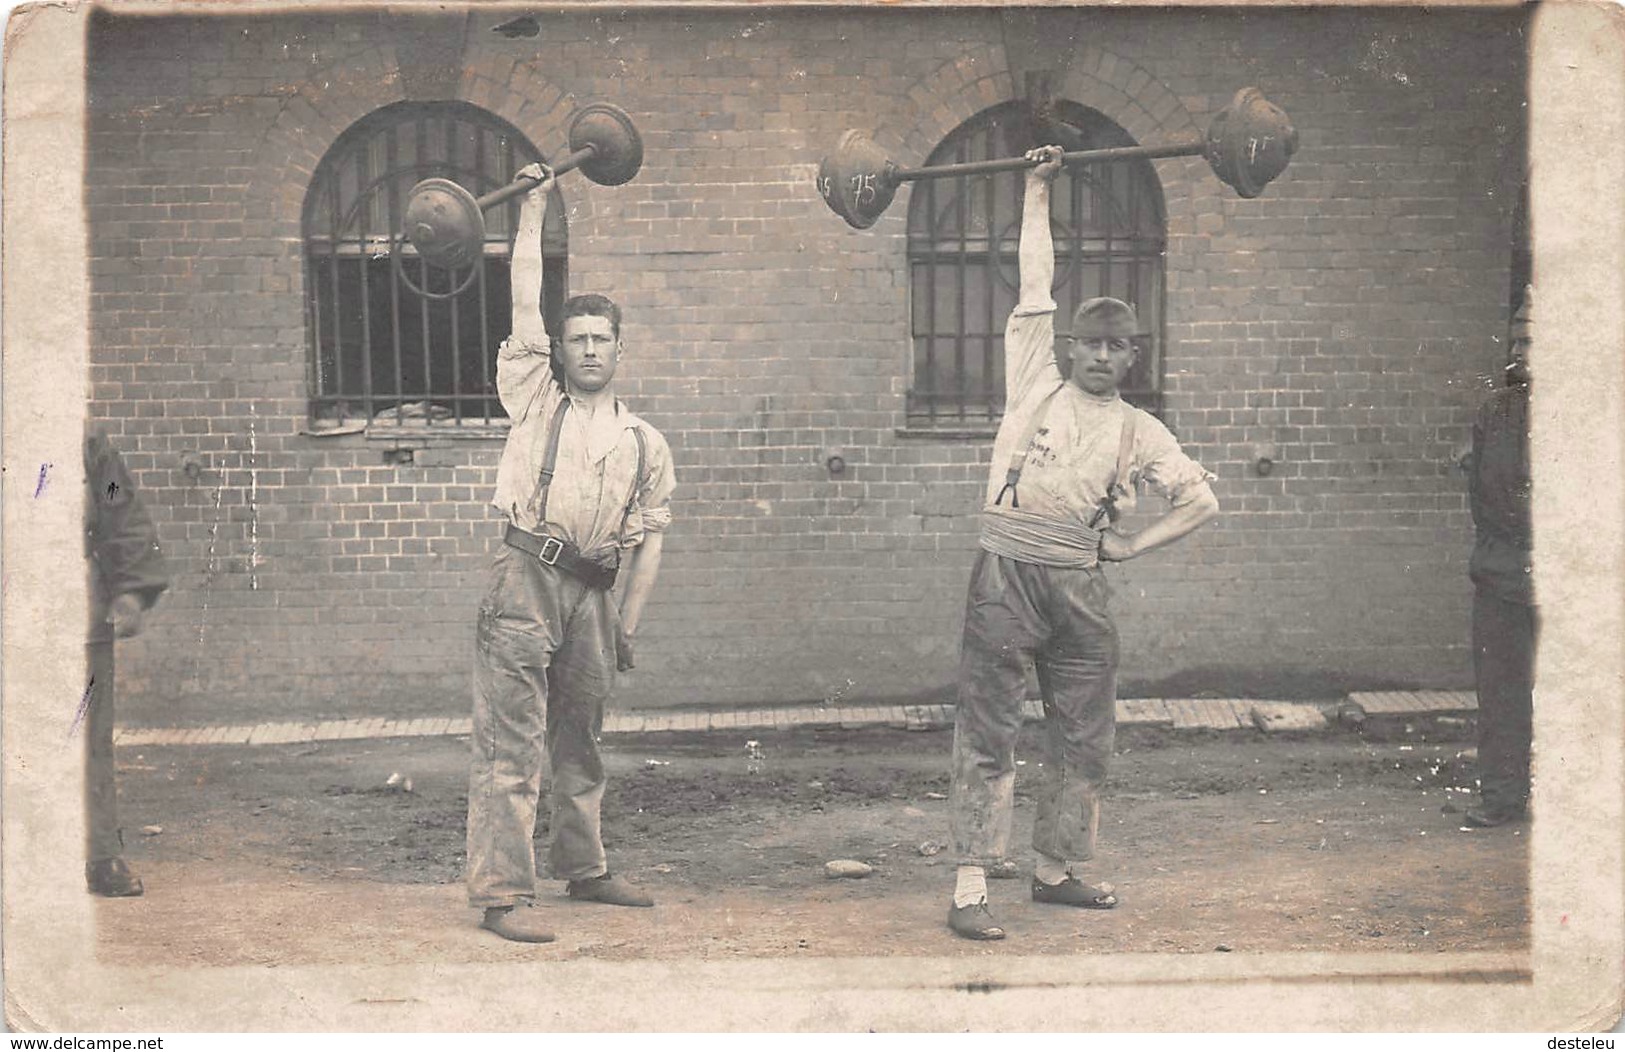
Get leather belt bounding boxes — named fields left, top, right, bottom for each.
left=504, top=524, right=619, bottom=591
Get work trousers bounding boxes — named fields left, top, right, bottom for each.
left=85, top=641, right=122, bottom=862
left=1472, top=587, right=1537, bottom=814
left=951, top=551, right=1119, bottom=868
left=467, top=544, right=620, bottom=908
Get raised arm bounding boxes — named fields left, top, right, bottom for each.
left=1005, top=145, right=1066, bottom=399
left=1017, top=145, right=1063, bottom=310
left=509, top=162, right=552, bottom=347
left=496, top=163, right=556, bottom=419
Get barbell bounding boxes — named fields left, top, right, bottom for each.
left=818, top=87, right=1297, bottom=230
left=391, top=102, right=643, bottom=300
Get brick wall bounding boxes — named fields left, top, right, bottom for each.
left=86, top=8, right=1527, bottom=723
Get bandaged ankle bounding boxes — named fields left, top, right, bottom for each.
left=954, top=865, right=988, bottom=907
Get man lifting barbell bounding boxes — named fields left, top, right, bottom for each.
left=945, top=146, right=1221, bottom=941
left=464, top=161, right=676, bottom=944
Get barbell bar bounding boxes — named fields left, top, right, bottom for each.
left=818, top=87, right=1297, bottom=230
left=391, top=102, right=644, bottom=300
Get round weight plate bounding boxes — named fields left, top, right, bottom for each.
left=1203, top=88, right=1298, bottom=199
left=403, top=178, right=485, bottom=270
left=818, top=130, right=898, bottom=229
left=569, top=103, right=644, bottom=186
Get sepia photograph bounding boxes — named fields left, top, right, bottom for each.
left=2, top=0, right=1621, bottom=1033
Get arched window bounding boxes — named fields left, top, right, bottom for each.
left=906, top=101, right=1166, bottom=429
left=303, top=101, right=566, bottom=427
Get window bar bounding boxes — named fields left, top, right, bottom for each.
left=448, top=120, right=469, bottom=426
left=1070, top=168, right=1085, bottom=348
left=423, top=115, right=454, bottom=414
left=953, top=137, right=970, bottom=422
left=1127, top=164, right=1140, bottom=311
left=389, top=123, right=407, bottom=427
left=981, top=148, right=996, bottom=421
left=328, top=157, right=345, bottom=417
left=1100, top=166, right=1114, bottom=305
left=481, top=136, right=511, bottom=425
left=308, top=194, right=326, bottom=419
left=1126, top=166, right=1142, bottom=393
left=924, top=177, right=938, bottom=424
left=356, top=139, right=376, bottom=423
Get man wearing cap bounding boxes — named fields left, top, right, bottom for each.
left=466, top=163, right=676, bottom=943
left=1464, top=287, right=1537, bottom=828
left=946, top=146, right=1220, bottom=940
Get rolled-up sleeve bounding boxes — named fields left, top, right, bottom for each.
left=636, top=427, right=677, bottom=535
left=496, top=336, right=553, bottom=423
left=1136, top=420, right=1217, bottom=508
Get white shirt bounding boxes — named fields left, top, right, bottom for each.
left=490, top=337, right=675, bottom=560
left=985, top=302, right=1213, bottom=533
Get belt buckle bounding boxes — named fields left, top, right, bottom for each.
left=537, top=537, right=564, bottom=566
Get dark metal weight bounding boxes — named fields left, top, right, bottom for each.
left=817, top=130, right=901, bottom=230
left=393, top=103, right=644, bottom=298
left=1202, top=88, right=1297, bottom=199
left=818, top=87, right=1298, bottom=229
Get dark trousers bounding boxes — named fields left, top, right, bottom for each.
left=951, top=552, right=1119, bottom=867
left=1472, top=588, right=1537, bottom=814
left=85, top=641, right=122, bottom=862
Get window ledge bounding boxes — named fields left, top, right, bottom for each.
left=895, top=425, right=999, bottom=440
left=302, top=418, right=512, bottom=444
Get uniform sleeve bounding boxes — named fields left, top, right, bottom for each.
left=1133, top=414, right=1217, bottom=508
left=636, top=426, right=677, bottom=535
left=1469, top=390, right=1532, bottom=548
left=496, top=335, right=556, bottom=423
left=85, top=434, right=170, bottom=607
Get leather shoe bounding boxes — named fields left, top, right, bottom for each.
left=1464, top=804, right=1527, bottom=828
left=86, top=857, right=143, bottom=897
left=948, top=900, right=1006, bottom=940
left=566, top=872, right=654, bottom=907
left=480, top=904, right=556, bottom=943
left=1031, top=875, right=1117, bottom=909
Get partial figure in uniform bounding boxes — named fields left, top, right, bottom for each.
left=466, top=163, right=677, bottom=943
left=83, top=430, right=170, bottom=896
left=1465, top=286, right=1536, bottom=828
left=947, top=147, right=1220, bottom=940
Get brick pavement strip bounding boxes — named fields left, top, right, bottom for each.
left=1216, top=699, right=1249, bottom=729
left=1249, top=701, right=1329, bottom=732
left=1347, top=690, right=1476, bottom=715
left=117, top=693, right=1457, bottom=748
left=1165, top=700, right=1203, bottom=729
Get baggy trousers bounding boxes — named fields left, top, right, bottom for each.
left=85, top=641, right=123, bottom=863
left=467, top=544, right=620, bottom=908
left=1472, top=587, right=1537, bottom=814
left=951, top=551, right=1119, bottom=867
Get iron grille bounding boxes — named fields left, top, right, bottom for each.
left=303, top=102, right=567, bottom=427
left=906, top=101, right=1167, bottom=428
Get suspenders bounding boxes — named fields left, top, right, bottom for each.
left=993, top=391, right=1138, bottom=526
left=993, top=389, right=1061, bottom=510
left=528, top=398, right=573, bottom=521
left=528, top=396, right=647, bottom=527
left=1090, top=413, right=1138, bottom=529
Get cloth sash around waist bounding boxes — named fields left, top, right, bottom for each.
left=978, top=505, right=1102, bottom=569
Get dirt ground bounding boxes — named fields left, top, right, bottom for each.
left=95, top=717, right=1528, bottom=966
